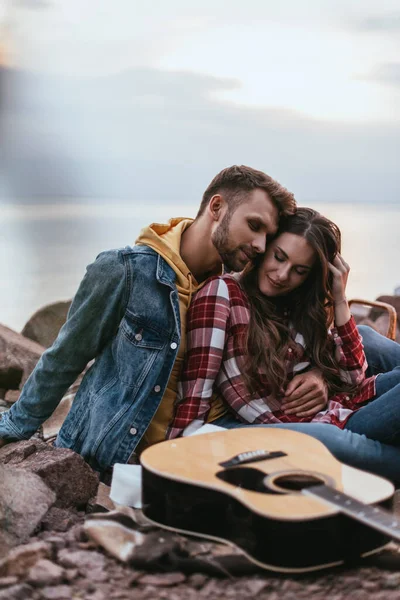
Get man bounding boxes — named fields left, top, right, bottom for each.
left=0, top=165, right=298, bottom=472
left=1, top=164, right=399, bottom=483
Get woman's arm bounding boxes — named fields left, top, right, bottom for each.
left=329, top=254, right=351, bottom=327
left=329, top=254, right=367, bottom=385
left=166, top=277, right=231, bottom=439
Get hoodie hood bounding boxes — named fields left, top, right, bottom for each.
left=135, top=217, right=198, bottom=298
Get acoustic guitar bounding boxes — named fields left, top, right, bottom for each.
left=140, top=428, right=400, bottom=573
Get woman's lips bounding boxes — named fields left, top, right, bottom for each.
left=267, top=275, right=284, bottom=289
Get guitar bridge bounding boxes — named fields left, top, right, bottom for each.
left=219, top=449, right=287, bottom=468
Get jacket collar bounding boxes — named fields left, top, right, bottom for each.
left=156, top=254, right=177, bottom=287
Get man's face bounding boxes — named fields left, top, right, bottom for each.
left=211, top=189, right=279, bottom=272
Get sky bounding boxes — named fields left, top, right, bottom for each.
left=0, top=0, right=399, bottom=203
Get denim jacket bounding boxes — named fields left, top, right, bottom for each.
left=0, top=246, right=181, bottom=471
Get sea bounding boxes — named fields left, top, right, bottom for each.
left=0, top=201, right=399, bottom=333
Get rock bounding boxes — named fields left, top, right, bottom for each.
left=0, top=467, right=55, bottom=559
left=246, top=578, right=269, bottom=594
left=0, top=541, right=52, bottom=576
left=0, top=353, right=23, bottom=390
left=21, top=301, right=71, bottom=349
left=64, top=568, right=78, bottom=582
left=41, top=535, right=67, bottom=551
left=0, top=583, right=34, bottom=599
left=0, top=439, right=99, bottom=509
left=0, top=575, right=18, bottom=587
left=138, top=572, right=186, bottom=586
left=40, top=506, right=81, bottom=532
left=57, top=548, right=106, bottom=571
left=0, top=323, right=45, bottom=390
left=87, top=482, right=115, bottom=513
left=26, top=558, right=65, bottom=587
left=188, top=573, right=208, bottom=589
left=40, top=585, right=73, bottom=600
left=375, top=295, right=400, bottom=321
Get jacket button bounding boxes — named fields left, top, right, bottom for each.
left=129, top=427, right=137, bottom=435
left=154, top=385, right=161, bottom=393
left=170, top=342, right=178, bottom=350
left=135, top=333, right=142, bottom=341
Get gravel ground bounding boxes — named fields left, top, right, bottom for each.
left=2, top=508, right=400, bottom=600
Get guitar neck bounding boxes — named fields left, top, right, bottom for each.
left=303, top=485, right=400, bottom=542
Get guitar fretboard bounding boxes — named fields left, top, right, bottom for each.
left=303, top=485, right=400, bottom=542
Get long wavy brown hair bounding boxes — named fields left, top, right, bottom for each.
left=240, top=207, right=353, bottom=398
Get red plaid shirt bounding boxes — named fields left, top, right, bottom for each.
left=167, top=275, right=376, bottom=439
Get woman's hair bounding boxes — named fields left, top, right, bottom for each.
left=240, top=207, right=352, bottom=398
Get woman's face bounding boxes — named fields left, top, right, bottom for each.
left=258, top=232, right=317, bottom=297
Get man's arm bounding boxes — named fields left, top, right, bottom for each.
left=0, top=250, right=127, bottom=443
left=166, top=277, right=230, bottom=439
left=282, top=315, right=368, bottom=417
left=281, top=369, right=328, bottom=418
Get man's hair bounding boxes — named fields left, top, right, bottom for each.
left=196, top=165, right=296, bottom=217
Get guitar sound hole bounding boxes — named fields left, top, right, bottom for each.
left=273, top=473, right=324, bottom=491
left=216, top=467, right=280, bottom=494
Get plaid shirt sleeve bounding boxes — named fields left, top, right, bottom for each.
left=330, top=315, right=368, bottom=386
left=166, top=277, right=231, bottom=439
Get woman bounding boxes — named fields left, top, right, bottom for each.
left=168, top=208, right=400, bottom=483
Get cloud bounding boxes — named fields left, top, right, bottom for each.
left=363, top=62, right=400, bottom=86
left=1, top=66, right=399, bottom=204
left=352, top=13, right=400, bottom=31
left=13, top=0, right=51, bottom=8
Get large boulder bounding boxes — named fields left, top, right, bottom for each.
left=0, top=440, right=99, bottom=509
left=0, top=466, right=55, bottom=559
left=0, top=353, right=23, bottom=392
left=0, top=324, right=45, bottom=401
left=21, top=301, right=71, bottom=349
left=375, top=295, right=400, bottom=323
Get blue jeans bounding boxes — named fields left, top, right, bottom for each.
left=213, top=326, right=400, bottom=485
left=212, top=414, right=400, bottom=485
left=359, top=325, right=400, bottom=375
left=344, top=375, right=400, bottom=445
left=345, top=326, right=400, bottom=444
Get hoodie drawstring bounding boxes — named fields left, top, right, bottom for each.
left=188, top=273, right=193, bottom=306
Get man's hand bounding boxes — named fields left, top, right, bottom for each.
left=281, top=369, right=328, bottom=418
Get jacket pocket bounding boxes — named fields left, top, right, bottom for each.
left=116, top=317, right=166, bottom=388
left=61, top=376, right=117, bottom=444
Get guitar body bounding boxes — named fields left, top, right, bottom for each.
left=141, top=428, right=395, bottom=573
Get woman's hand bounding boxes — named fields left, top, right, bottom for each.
left=328, top=254, right=352, bottom=326
left=328, top=254, right=350, bottom=303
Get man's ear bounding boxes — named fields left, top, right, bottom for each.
left=208, top=194, right=225, bottom=222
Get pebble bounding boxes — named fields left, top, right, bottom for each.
left=138, top=572, right=187, bottom=587
left=26, top=559, right=65, bottom=587
left=246, top=578, right=269, bottom=595
left=0, top=583, right=34, bottom=599
left=57, top=549, right=105, bottom=570
left=41, top=585, right=73, bottom=600
left=0, top=576, right=19, bottom=588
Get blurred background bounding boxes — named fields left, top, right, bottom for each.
left=0, top=0, right=399, bottom=331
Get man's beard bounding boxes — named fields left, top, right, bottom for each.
left=212, top=212, right=255, bottom=272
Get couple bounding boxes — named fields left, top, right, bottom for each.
left=0, top=165, right=399, bottom=484
left=167, top=208, right=400, bottom=465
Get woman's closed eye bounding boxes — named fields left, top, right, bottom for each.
left=274, top=252, right=285, bottom=263
left=294, top=268, right=309, bottom=276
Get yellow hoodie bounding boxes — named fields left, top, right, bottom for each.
left=135, top=218, right=226, bottom=451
